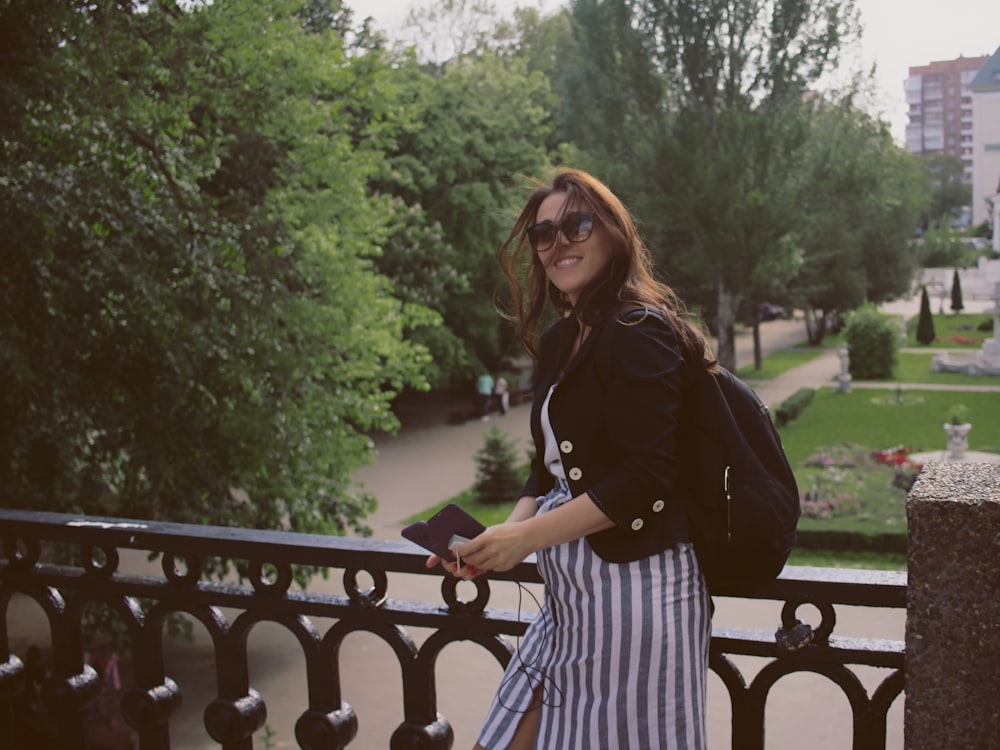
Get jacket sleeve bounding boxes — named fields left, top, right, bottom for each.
left=584, top=315, right=687, bottom=533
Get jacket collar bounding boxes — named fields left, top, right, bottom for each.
left=545, top=313, right=608, bottom=384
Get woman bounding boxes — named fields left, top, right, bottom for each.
left=430, top=168, right=714, bottom=749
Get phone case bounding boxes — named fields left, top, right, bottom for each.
left=401, top=504, right=486, bottom=561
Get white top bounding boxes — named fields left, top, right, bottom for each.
left=540, top=385, right=566, bottom=480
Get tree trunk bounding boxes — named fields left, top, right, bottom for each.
left=752, top=321, right=762, bottom=370
left=716, top=275, right=736, bottom=371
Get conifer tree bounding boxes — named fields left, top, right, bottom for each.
left=473, top=428, right=523, bottom=505
left=951, top=269, right=964, bottom=313
left=916, top=286, right=936, bottom=345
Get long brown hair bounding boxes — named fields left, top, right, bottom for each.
left=498, top=168, right=713, bottom=366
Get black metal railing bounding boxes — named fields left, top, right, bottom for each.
left=0, top=508, right=905, bottom=749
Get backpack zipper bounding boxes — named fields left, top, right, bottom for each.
left=724, top=465, right=732, bottom=543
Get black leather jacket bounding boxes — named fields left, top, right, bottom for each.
left=521, top=308, right=691, bottom=563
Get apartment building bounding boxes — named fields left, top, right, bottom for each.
left=905, top=54, right=990, bottom=182
left=969, top=46, right=1000, bottom=234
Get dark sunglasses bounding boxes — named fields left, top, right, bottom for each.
left=528, top=210, right=595, bottom=252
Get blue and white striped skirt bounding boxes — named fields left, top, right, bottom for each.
left=477, top=480, right=711, bottom=749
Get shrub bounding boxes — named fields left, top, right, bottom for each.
left=844, top=305, right=897, bottom=379
left=945, top=404, right=969, bottom=425
left=774, top=387, right=815, bottom=427
left=473, top=427, right=523, bottom=505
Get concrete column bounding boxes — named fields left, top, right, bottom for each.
left=994, top=198, right=1000, bottom=253
left=906, top=462, right=1000, bottom=748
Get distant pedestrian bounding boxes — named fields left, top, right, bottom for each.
left=476, top=372, right=495, bottom=420
left=493, top=375, right=509, bottom=416
left=86, top=641, right=133, bottom=750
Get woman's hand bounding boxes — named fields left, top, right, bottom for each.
left=424, top=523, right=531, bottom=578
left=458, top=523, right=537, bottom=574
left=424, top=553, right=482, bottom=580
left=424, top=495, right=538, bottom=581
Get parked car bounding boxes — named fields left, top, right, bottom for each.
left=759, top=302, right=787, bottom=322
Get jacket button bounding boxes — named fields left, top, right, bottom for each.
left=652, top=500, right=665, bottom=512
left=568, top=467, right=582, bottom=481
left=560, top=440, right=574, bottom=454
left=631, top=518, right=644, bottom=531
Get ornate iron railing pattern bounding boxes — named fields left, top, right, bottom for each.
left=0, top=509, right=905, bottom=749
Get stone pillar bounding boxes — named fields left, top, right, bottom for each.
left=906, top=462, right=1000, bottom=748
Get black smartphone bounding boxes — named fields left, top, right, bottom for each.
left=401, top=504, right=486, bottom=561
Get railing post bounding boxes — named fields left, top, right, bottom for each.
left=906, top=462, right=1000, bottom=748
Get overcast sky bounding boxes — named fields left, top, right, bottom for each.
left=351, top=0, right=998, bottom=145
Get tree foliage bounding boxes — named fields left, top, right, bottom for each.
left=920, top=154, right=972, bottom=230
left=919, top=224, right=976, bottom=268
left=473, top=427, right=523, bottom=505
left=373, top=38, right=554, bottom=382
left=789, top=97, right=924, bottom=344
left=559, top=0, right=863, bottom=370
left=1, top=0, right=940, bottom=539
left=0, top=0, right=432, bottom=535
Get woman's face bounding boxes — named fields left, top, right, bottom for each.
left=533, top=191, right=615, bottom=306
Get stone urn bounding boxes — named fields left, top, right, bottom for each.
left=943, top=405, right=971, bottom=460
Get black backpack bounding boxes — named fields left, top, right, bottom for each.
left=677, top=364, right=800, bottom=591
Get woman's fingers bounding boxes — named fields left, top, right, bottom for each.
left=426, top=554, right=476, bottom=578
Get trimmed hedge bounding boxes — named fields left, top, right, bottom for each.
left=773, top=387, right=815, bottom=427
left=795, top=530, right=905, bottom=554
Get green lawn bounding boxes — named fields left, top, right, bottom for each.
left=787, top=547, right=906, bottom=570
left=780, top=387, right=1000, bottom=468
left=905, top=311, right=994, bottom=348
left=892, top=352, right=1000, bottom=385
left=780, top=388, right=1000, bottom=538
left=404, top=487, right=514, bottom=528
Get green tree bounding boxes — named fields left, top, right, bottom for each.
left=919, top=224, right=976, bottom=268
left=920, top=154, right=972, bottom=230
left=0, top=0, right=432, bottom=537
left=562, top=0, right=860, bottom=371
left=473, top=427, right=523, bottom=505
left=373, top=50, right=553, bottom=383
left=916, top=286, right=937, bottom=345
left=951, top=269, right=965, bottom=313
left=789, top=98, right=924, bottom=344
